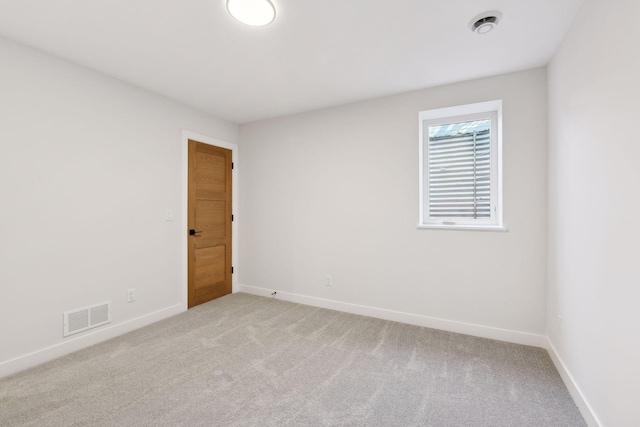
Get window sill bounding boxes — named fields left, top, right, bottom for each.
left=417, top=224, right=508, bottom=232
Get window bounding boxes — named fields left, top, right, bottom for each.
left=419, top=100, right=503, bottom=230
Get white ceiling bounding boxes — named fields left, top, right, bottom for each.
left=0, top=0, right=584, bottom=124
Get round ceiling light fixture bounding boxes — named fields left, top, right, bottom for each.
left=226, top=0, right=276, bottom=27
left=469, top=11, right=502, bottom=34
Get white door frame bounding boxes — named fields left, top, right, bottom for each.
left=181, top=130, right=239, bottom=311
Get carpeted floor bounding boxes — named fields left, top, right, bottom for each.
left=0, top=293, right=585, bottom=426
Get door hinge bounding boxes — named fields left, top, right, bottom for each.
left=232, top=162, right=234, bottom=169
left=232, top=214, right=234, bottom=221
left=231, top=267, right=234, bottom=274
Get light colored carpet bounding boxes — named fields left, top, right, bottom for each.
left=0, top=293, right=585, bottom=426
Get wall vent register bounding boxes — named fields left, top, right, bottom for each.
left=63, top=301, right=111, bottom=337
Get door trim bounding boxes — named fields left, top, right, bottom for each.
left=181, top=130, right=238, bottom=311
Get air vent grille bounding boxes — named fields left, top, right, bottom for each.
left=68, top=310, right=89, bottom=333
left=63, top=301, right=111, bottom=337
left=473, top=16, right=497, bottom=30
left=90, top=304, right=109, bottom=326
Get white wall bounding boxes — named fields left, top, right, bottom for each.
left=547, top=0, right=640, bottom=425
left=239, top=69, right=548, bottom=342
left=0, top=36, right=238, bottom=375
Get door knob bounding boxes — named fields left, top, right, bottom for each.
left=189, top=229, right=203, bottom=236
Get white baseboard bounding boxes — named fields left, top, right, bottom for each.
left=0, top=286, right=600, bottom=427
left=546, top=338, right=602, bottom=427
left=239, top=284, right=547, bottom=348
left=0, top=303, right=184, bottom=378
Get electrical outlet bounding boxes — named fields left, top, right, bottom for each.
left=325, top=274, right=332, bottom=287
left=127, top=288, right=136, bottom=303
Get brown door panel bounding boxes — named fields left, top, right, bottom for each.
left=188, top=140, right=232, bottom=308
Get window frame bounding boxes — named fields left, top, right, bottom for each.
left=418, top=100, right=504, bottom=231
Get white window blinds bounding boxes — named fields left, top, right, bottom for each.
left=419, top=100, right=502, bottom=229
left=427, top=120, right=491, bottom=219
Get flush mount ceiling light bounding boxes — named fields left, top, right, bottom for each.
left=469, top=11, right=502, bottom=34
left=227, top=0, right=276, bottom=27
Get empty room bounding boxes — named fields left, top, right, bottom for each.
left=0, top=0, right=638, bottom=426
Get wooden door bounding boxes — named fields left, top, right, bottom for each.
left=188, top=140, right=232, bottom=308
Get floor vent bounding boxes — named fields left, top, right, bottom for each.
left=63, top=301, right=111, bottom=337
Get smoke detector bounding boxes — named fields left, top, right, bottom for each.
left=470, top=11, right=502, bottom=34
